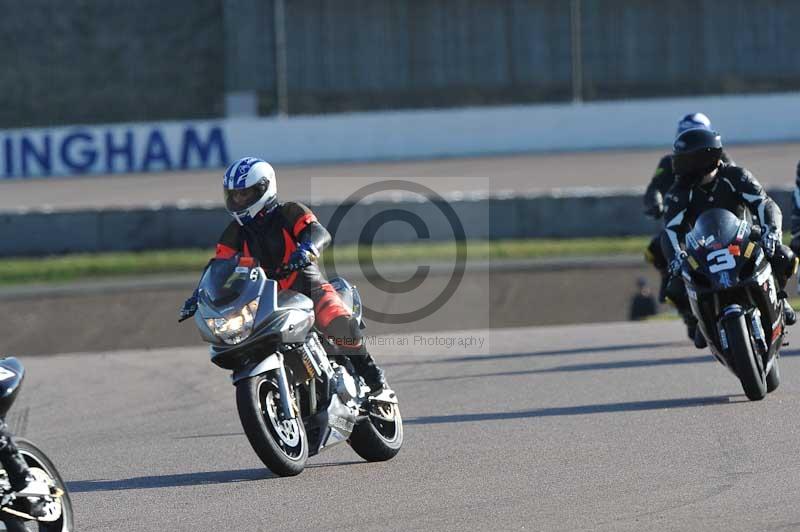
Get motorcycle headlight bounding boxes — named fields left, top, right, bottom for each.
left=206, top=298, right=259, bottom=345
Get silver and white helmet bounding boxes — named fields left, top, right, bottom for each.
left=676, top=112, right=712, bottom=136
left=222, top=157, right=277, bottom=225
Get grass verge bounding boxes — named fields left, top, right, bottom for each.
left=0, top=236, right=652, bottom=286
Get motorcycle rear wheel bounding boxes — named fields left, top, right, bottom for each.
left=2, top=438, right=73, bottom=532
left=236, top=374, right=308, bottom=477
left=349, top=402, right=403, bottom=462
left=724, top=314, right=766, bottom=401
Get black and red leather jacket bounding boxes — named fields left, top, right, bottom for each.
left=215, top=202, right=331, bottom=291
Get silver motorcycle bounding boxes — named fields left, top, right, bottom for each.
left=188, top=256, right=403, bottom=477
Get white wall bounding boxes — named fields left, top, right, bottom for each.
left=3, top=92, right=800, bottom=179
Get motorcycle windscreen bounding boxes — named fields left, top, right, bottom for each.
left=687, top=208, right=743, bottom=250
left=686, top=208, right=755, bottom=289
left=197, top=257, right=263, bottom=310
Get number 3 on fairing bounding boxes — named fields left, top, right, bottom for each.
left=707, top=249, right=736, bottom=273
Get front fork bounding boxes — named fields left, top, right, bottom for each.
left=275, top=353, right=295, bottom=421
left=717, top=304, right=772, bottom=373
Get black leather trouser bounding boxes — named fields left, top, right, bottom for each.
left=645, top=234, right=670, bottom=302
left=0, top=420, right=29, bottom=491
left=291, top=264, right=385, bottom=386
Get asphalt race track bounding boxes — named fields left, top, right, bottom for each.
left=0, top=142, right=798, bottom=211
left=12, top=320, right=800, bottom=531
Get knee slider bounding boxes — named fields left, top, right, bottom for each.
left=324, top=315, right=362, bottom=348
left=665, top=275, right=688, bottom=305
left=774, top=245, right=797, bottom=277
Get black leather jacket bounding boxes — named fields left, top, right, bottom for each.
left=644, top=150, right=733, bottom=218
left=660, top=164, right=781, bottom=262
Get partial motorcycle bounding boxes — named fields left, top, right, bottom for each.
left=186, top=256, right=402, bottom=476
left=681, top=208, right=787, bottom=400
left=0, top=358, right=73, bottom=532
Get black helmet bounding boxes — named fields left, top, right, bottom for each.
left=672, top=128, right=723, bottom=185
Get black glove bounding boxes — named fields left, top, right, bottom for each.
left=287, top=242, right=318, bottom=272
left=644, top=199, right=664, bottom=219
left=668, top=251, right=687, bottom=278
left=760, top=225, right=780, bottom=258
left=791, top=234, right=800, bottom=256
left=179, top=294, right=198, bottom=322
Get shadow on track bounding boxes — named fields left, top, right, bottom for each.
left=405, top=395, right=738, bottom=426
left=68, top=461, right=363, bottom=492
left=382, top=341, right=684, bottom=367
left=395, top=346, right=800, bottom=384
left=174, top=432, right=242, bottom=440
left=67, top=468, right=273, bottom=492
left=394, top=353, right=715, bottom=384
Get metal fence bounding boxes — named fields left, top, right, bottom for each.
left=0, top=0, right=225, bottom=128
left=274, top=0, right=573, bottom=114
left=579, top=0, right=800, bottom=101
left=2, top=0, right=800, bottom=127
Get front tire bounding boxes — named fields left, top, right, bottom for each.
left=236, top=374, right=308, bottom=477
left=349, top=402, right=403, bottom=462
left=2, top=438, right=74, bottom=532
left=724, top=314, right=766, bottom=401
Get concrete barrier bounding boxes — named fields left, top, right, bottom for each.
left=0, top=188, right=792, bottom=257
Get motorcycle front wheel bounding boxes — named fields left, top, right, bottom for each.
left=236, top=374, right=308, bottom=476
left=2, top=438, right=74, bottom=532
left=766, top=358, right=780, bottom=393
left=724, top=314, right=766, bottom=401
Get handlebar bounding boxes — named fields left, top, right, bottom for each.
left=265, top=258, right=314, bottom=280
left=266, top=265, right=293, bottom=280
left=178, top=257, right=314, bottom=323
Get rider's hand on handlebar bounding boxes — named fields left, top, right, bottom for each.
left=790, top=234, right=800, bottom=256
left=286, top=242, right=318, bottom=272
left=668, top=251, right=687, bottom=278
left=643, top=201, right=664, bottom=219
left=178, top=295, right=198, bottom=322
left=760, top=225, right=780, bottom=258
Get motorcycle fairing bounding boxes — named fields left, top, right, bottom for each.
left=201, top=275, right=315, bottom=370
left=302, top=393, right=358, bottom=457
left=683, top=209, right=784, bottom=373
left=0, top=358, right=24, bottom=418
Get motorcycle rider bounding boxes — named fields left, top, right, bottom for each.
left=644, top=113, right=733, bottom=305
left=179, top=157, right=387, bottom=390
left=661, top=128, right=798, bottom=348
left=790, top=160, right=800, bottom=262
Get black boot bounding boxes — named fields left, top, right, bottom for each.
left=346, top=346, right=387, bottom=392
left=684, top=314, right=698, bottom=342
left=771, top=248, right=798, bottom=325
left=775, top=290, right=797, bottom=326
left=693, top=326, right=707, bottom=349
left=784, top=299, right=797, bottom=326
